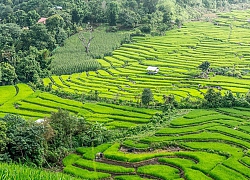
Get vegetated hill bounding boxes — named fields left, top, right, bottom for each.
left=64, top=108, right=250, bottom=180
left=44, top=9, right=250, bottom=103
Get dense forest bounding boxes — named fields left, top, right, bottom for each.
left=0, top=0, right=249, bottom=87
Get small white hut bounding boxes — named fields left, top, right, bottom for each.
left=146, top=66, right=159, bottom=74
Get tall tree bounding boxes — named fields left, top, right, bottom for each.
left=199, top=61, right=210, bottom=72
left=0, top=62, right=17, bottom=85
left=2, top=114, right=45, bottom=166
left=141, top=88, right=154, bottom=106
left=0, top=120, right=7, bottom=153
left=26, top=10, right=39, bottom=27
left=13, top=10, right=27, bottom=27
left=46, top=14, right=64, bottom=33
left=203, top=88, right=222, bottom=108
left=78, top=23, right=94, bottom=54
left=143, top=0, right=158, bottom=14
left=107, top=1, right=119, bottom=26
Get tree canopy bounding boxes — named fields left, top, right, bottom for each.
left=141, top=88, right=154, bottom=106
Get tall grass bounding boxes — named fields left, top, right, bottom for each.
left=0, top=163, right=81, bottom=180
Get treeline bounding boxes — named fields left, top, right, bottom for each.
left=161, top=89, right=250, bottom=111
left=1, top=0, right=249, bottom=27
left=0, top=0, right=249, bottom=86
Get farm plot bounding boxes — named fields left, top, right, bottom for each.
left=0, top=84, right=158, bottom=128
left=45, top=11, right=250, bottom=103
left=63, top=108, right=250, bottom=179
left=51, top=31, right=130, bottom=75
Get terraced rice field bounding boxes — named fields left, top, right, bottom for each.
left=1, top=10, right=250, bottom=180
left=64, top=108, right=250, bottom=180
left=44, top=10, right=250, bottom=103
left=0, top=84, right=158, bottom=129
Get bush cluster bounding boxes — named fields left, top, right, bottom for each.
left=0, top=109, right=112, bottom=167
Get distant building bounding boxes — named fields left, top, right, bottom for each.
left=55, top=6, right=63, bottom=10
left=147, top=66, right=159, bottom=74
left=37, top=17, right=47, bottom=24
left=35, top=118, right=45, bottom=123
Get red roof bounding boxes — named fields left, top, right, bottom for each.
left=37, top=18, right=47, bottom=24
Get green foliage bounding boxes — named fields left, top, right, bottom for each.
left=0, top=120, right=7, bottom=153
left=45, top=109, right=113, bottom=165
left=198, top=61, right=210, bottom=72
left=46, top=14, right=64, bottom=32
left=48, top=109, right=111, bottom=148
left=141, top=88, right=153, bottom=106
left=203, top=88, right=222, bottom=108
left=0, top=62, right=17, bottom=85
left=245, top=90, right=250, bottom=103
left=107, top=1, right=119, bottom=26
left=48, top=109, right=81, bottom=149
left=2, top=114, right=45, bottom=166
left=0, top=23, right=22, bottom=48
left=20, top=24, right=56, bottom=51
